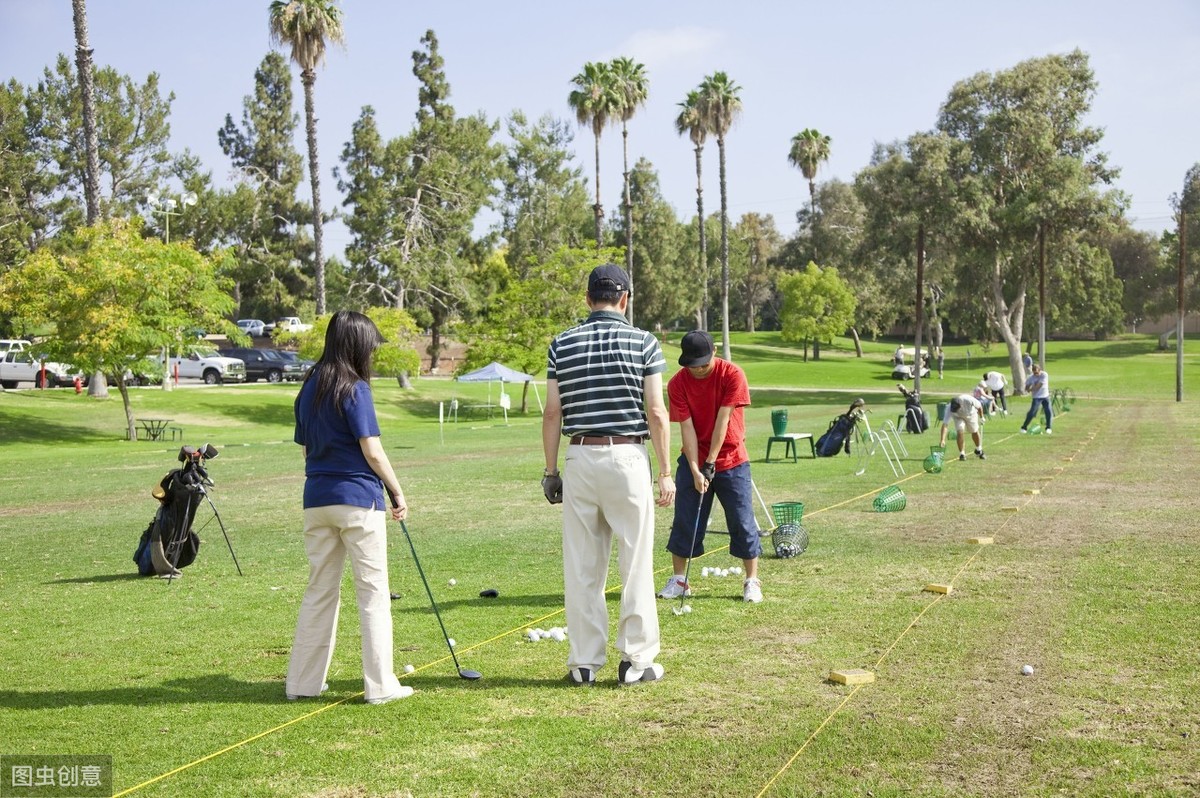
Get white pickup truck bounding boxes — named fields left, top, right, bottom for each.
left=272, top=317, right=313, bottom=334
left=165, top=349, right=247, bottom=384
left=0, top=348, right=84, bottom=389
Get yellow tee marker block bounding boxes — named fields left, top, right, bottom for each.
left=967, top=536, right=994, bottom=545
left=1024, top=489, right=1041, bottom=495
left=1063, top=457, right=1074, bottom=462
left=1002, top=506, right=1020, bottom=512
left=924, top=583, right=953, bottom=594
left=1053, top=466, right=1064, bottom=472
left=829, top=669, right=875, bottom=685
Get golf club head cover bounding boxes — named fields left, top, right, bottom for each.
left=541, top=473, right=563, bottom=504
left=700, top=462, right=716, bottom=482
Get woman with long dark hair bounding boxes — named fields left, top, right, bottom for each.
left=285, top=310, right=412, bottom=705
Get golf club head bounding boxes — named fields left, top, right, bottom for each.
left=202, top=443, right=219, bottom=460
left=458, top=668, right=483, bottom=681
left=178, top=445, right=196, bottom=462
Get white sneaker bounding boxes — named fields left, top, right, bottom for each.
left=1019, top=428, right=1028, bottom=434
left=366, top=685, right=415, bottom=705
left=743, top=578, right=763, bottom=603
left=657, top=575, right=690, bottom=599
left=1045, top=428, right=1053, bottom=435
left=618, top=660, right=664, bottom=686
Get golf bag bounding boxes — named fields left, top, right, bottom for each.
left=816, top=398, right=866, bottom=457
left=904, top=394, right=929, bottom=433
left=133, top=445, right=217, bottom=576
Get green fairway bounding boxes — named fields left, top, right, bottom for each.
left=0, top=335, right=1196, bottom=797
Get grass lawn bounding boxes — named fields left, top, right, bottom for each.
left=0, top=334, right=1197, bottom=797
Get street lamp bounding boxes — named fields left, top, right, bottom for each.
left=146, top=190, right=197, bottom=390
left=146, top=190, right=197, bottom=244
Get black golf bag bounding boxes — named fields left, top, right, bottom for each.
left=904, top=393, right=929, bottom=433
left=816, top=400, right=865, bottom=457
left=134, top=445, right=217, bottom=577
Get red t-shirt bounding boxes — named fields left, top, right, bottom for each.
left=667, top=358, right=752, bottom=471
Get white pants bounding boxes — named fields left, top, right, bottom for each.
left=562, top=442, right=661, bottom=673
left=286, top=504, right=402, bottom=702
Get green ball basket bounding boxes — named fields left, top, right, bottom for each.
left=769, top=502, right=807, bottom=558
left=873, top=485, right=907, bottom=512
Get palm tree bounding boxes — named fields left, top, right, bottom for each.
left=269, top=0, right=345, bottom=316
left=568, top=61, right=618, bottom=248
left=70, top=0, right=100, bottom=226
left=609, top=56, right=649, bottom=322
left=698, top=72, right=742, bottom=361
left=675, top=90, right=708, bottom=330
left=788, top=128, right=832, bottom=220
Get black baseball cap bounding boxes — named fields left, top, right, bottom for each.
left=678, top=330, right=715, bottom=367
left=588, top=263, right=631, bottom=294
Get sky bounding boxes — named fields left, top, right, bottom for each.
left=2, top=0, right=1198, bottom=260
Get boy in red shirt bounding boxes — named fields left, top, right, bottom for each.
left=657, top=331, right=763, bottom=603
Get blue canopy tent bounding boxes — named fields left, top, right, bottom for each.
left=455, top=361, right=542, bottom=421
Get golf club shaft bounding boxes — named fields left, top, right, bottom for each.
left=388, top=491, right=467, bottom=673
left=751, top=479, right=774, bottom=528
left=679, top=483, right=706, bottom=604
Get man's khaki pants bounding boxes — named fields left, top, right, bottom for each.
left=562, top=442, right=661, bottom=674
left=286, top=504, right=402, bottom=702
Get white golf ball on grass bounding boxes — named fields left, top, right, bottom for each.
left=447, top=638, right=456, bottom=648
left=448, top=578, right=456, bottom=586
left=1021, top=664, right=1034, bottom=676
left=404, top=664, right=415, bottom=673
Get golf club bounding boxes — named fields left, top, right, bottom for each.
left=673, top=485, right=707, bottom=616
left=389, top=491, right=482, bottom=681
left=751, top=479, right=775, bottom=533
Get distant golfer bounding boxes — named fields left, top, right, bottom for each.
left=542, top=263, right=675, bottom=687
left=1020, top=363, right=1053, bottom=435
left=983, top=370, right=1009, bottom=415
left=287, top=310, right=412, bottom=706
left=659, top=330, right=763, bottom=604
left=938, top=394, right=986, bottom=461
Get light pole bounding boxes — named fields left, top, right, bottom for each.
left=147, top=191, right=197, bottom=390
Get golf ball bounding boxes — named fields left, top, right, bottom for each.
left=1021, top=664, right=1034, bottom=676
left=721, top=569, right=730, bottom=577
left=526, top=630, right=538, bottom=642
left=682, top=604, right=693, bottom=614
left=404, top=664, right=415, bottom=673
left=701, top=567, right=710, bottom=577
left=447, top=638, right=456, bottom=648
left=448, top=578, right=456, bottom=586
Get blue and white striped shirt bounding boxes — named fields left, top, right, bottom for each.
left=547, top=310, right=666, bottom=438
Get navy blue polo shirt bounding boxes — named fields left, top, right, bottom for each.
left=294, top=375, right=385, bottom=510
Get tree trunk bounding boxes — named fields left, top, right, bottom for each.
left=850, top=327, right=863, bottom=357
left=622, top=120, right=634, bottom=324
left=428, top=323, right=442, bottom=372
left=71, top=0, right=101, bottom=224
left=813, top=339, right=821, bottom=361
left=988, top=253, right=1029, bottom=390
left=913, top=224, right=925, bottom=395
left=117, top=377, right=135, bottom=441
left=396, top=372, right=413, bottom=389
left=802, top=340, right=809, bottom=362
left=592, top=126, right=603, bottom=247
left=302, top=70, right=326, bottom=316
left=521, top=380, right=530, bottom=414
left=695, top=145, right=708, bottom=331
left=718, top=135, right=731, bottom=361
left=87, top=370, right=108, bottom=398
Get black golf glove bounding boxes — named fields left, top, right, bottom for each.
left=700, top=462, right=716, bottom=482
left=541, top=473, right=563, bottom=504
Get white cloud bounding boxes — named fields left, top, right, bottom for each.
left=611, top=27, right=724, bottom=71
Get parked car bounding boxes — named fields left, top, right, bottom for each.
left=0, top=339, right=32, bottom=354
left=218, top=347, right=305, bottom=383
left=0, top=349, right=85, bottom=389
left=273, top=350, right=315, bottom=374
left=163, top=349, right=247, bottom=384
left=237, top=319, right=267, bottom=337
left=273, top=316, right=313, bottom=334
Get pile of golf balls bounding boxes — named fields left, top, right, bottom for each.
left=525, top=627, right=567, bottom=643
left=700, top=566, right=742, bottom=578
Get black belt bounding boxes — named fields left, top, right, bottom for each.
left=569, top=435, right=645, bottom=446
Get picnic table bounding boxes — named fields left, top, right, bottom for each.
left=137, top=418, right=174, bottom=442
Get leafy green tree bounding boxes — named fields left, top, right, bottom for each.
left=697, top=72, right=742, bottom=361
left=0, top=80, right=53, bottom=267
left=497, top=112, right=592, bottom=277
left=1101, top=223, right=1166, bottom=331
left=609, top=56, right=649, bottom=321
left=937, top=50, right=1123, bottom=379
left=217, top=52, right=311, bottom=319
left=1043, top=237, right=1125, bottom=338
left=0, top=219, right=236, bottom=436
left=70, top=0, right=100, bottom=224
left=296, top=308, right=421, bottom=384
left=568, top=61, right=618, bottom=247
left=269, top=0, right=345, bottom=316
left=675, top=90, right=710, bottom=330
left=778, top=262, right=856, bottom=361
left=730, top=213, right=781, bottom=334
left=611, top=158, right=688, bottom=331
left=787, top=128, right=831, bottom=222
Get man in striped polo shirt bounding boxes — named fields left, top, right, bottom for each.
left=541, top=263, right=676, bottom=687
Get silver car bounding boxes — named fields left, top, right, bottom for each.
left=237, top=319, right=266, bottom=337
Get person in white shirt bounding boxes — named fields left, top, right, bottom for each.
left=983, top=371, right=1009, bottom=415
left=938, top=394, right=986, bottom=461
left=1020, top=363, right=1053, bottom=435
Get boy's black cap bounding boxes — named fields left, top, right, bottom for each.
left=588, top=263, right=631, bottom=294
left=678, top=330, right=715, bottom=367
